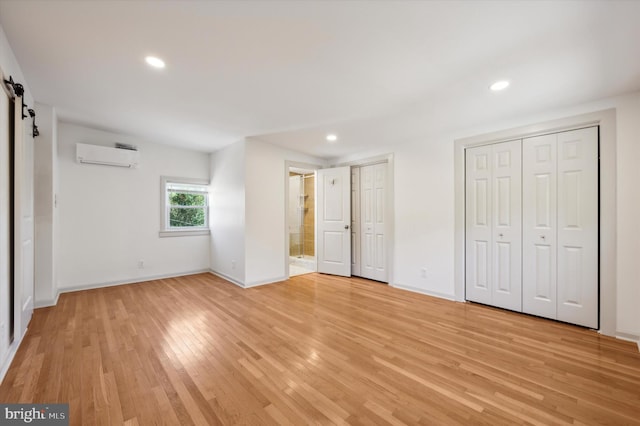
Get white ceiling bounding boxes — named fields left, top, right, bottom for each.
left=1, top=1, right=639, bottom=158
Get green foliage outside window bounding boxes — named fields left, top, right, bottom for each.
left=169, top=192, right=206, bottom=227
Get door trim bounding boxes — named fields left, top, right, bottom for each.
left=454, top=109, right=616, bottom=336
left=284, top=161, right=322, bottom=278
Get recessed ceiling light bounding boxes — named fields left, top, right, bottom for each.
left=145, top=56, right=166, bottom=69
left=326, top=134, right=338, bottom=142
left=490, top=80, right=510, bottom=91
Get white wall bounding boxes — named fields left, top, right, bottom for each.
left=244, top=139, right=324, bottom=286
left=209, top=140, right=246, bottom=284
left=33, top=102, right=57, bottom=306
left=0, top=26, right=33, bottom=107
left=56, top=122, right=211, bottom=290
left=209, top=138, right=325, bottom=287
left=392, top=140, right=455, bottom=298
left=614, top=93, right=640, bottom=338
left=333, top=143, right=457, bottom=298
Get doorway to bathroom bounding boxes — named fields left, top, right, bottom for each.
left=288, top=167, right=316, bottom=276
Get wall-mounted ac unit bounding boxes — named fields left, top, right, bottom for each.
left=76, top=143, right=140, bottom=168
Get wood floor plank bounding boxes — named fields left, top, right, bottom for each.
left=1, top=272, right=639, bottom=425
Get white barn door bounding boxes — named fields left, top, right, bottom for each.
left=317, top=167, right=351, bottom=277
left=20, top=110, right=34, bottom=334
left=11, top=95, right=33, bottom=339
left=0, top=80, right=10, bottom=365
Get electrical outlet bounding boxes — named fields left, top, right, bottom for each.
left=231, top=260, right=236, bottom=269
left=138, top=260, right=144, bottom=269
left=421, top=268, right=427, bottom=279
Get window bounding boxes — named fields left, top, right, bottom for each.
left=160, top=177, right=210, bottom=237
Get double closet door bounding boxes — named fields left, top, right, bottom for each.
left=465, top=127, right=598, bottom=328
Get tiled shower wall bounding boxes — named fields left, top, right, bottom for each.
left=303, top=175, right=315, bottom=257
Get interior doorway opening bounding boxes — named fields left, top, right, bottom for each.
left=288, top=167, right=316, bottom=276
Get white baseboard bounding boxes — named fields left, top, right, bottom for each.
left=209, top=269, right=245, bottom=288
left=34, top=291, right=60, bottom=309
left=244, top=276, right=287, bottom=288
left=0, top=327, right=28, bottom=385
left=615, top=331, right=640, bottom=351
left=390, top=283, right=457, bottom=302
left=57, top=269, right=211, bottom=296
left=208, top=270, right=287, bottom=289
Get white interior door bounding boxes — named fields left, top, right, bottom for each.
left=523, top=133, right=557, bottom=319
left=360, top=163, right=387, bottom=282
left=20, top=115, right=34, bottom=332
left=465, top=145, right=493, bottom=305
left=12, top=95, right=33, bottom=338
left=350, top=167, right=361, bottom=276
left=466, top=141, right=521, bottom=310
left=556, top=127, right=598, bottom=328
left=317, top=167, right=351, bottom=277
left=491, top=140, right=522, bottom=311
left=0, top=82, right=10, bottom=365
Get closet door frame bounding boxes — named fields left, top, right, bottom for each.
left=454, top=109, right=616, bottom=336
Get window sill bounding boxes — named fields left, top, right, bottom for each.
left=159, top=229, right=211, bottom=238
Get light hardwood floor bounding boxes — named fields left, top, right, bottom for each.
left=1, top=273, right=639, bottom=425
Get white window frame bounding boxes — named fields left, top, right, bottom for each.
left=160, top=176, right=210, bottom=237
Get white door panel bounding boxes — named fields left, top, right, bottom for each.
left=466, top=141, right=521, bottom=310
left=465, top=145, right=493, bottom=304
left=360, top=166, right=374, bottom=278
left=317, top=167, right=351, bottom=277
left=0, top=82, right=10, bottom=364
left=523, top=133, right=558, bottom=319
left=373, top=164, right=386, bottom=281
left=21, top=128, right=34, bottom=330
left=491, top=140, right=522, bottom=311
left=359, top=163, right=387, bottom=282
left=556, top=127, right=598, bottom=328
left=350, top=168, right=360, bottom=276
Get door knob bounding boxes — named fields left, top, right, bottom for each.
left=344, top=225, right=349, bottom=230
left=541, top=235, right=546, bottom=240
left=498, top=233, right=503, bottom=238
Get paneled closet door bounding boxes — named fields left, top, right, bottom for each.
left=556, top=127, right=598, bottom=328
left=523, top=127, right=598, bottom=328
left=465, top=145, right=493, bottom=305
left=351, top=167, right=361, bottom=277
left=523, top=134, right=558, bottom=319
left=360, top=163, right=387, bottom=282
left=466, top=140, right=522, bottom=310
left=490, top=141, right=522, bottom=311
